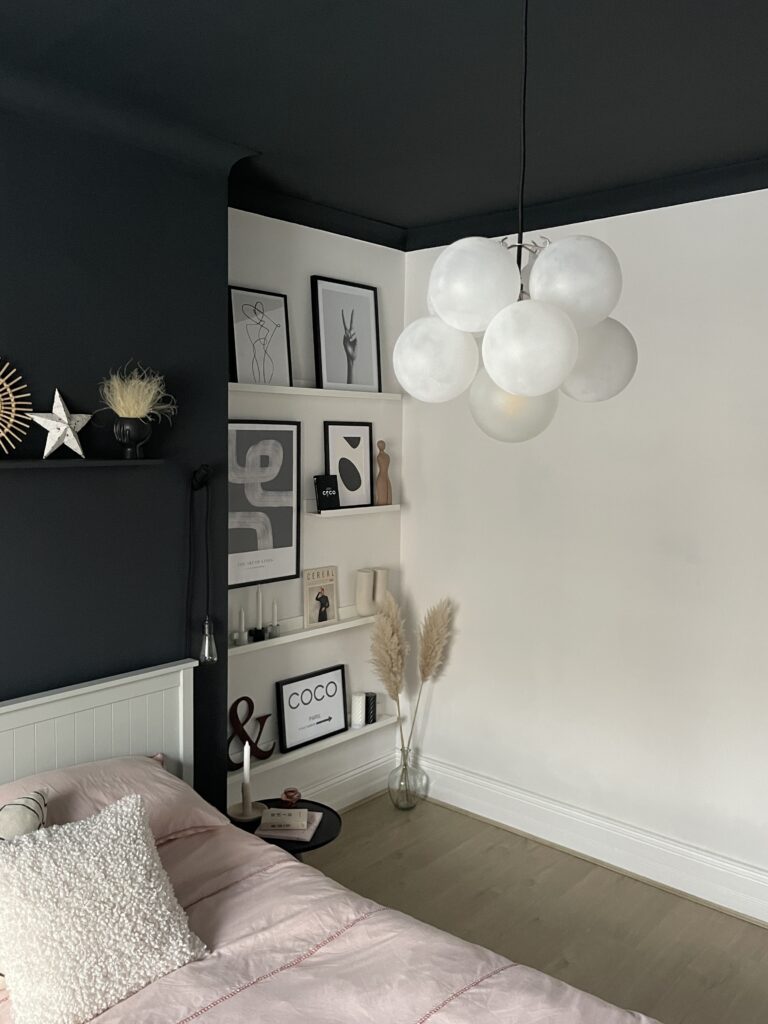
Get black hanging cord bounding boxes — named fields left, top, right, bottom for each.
left=516, top=0, right=530, bottom=273
left=204, top=474, right=212, bottom=618
left=186, top=464, right=213, bottom=655
left=185, top=484, right=194, bottom=655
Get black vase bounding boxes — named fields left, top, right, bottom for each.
left=114, top=417, right=152, bottom=459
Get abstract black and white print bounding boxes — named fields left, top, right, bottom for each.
left=324, top=421, right=373, bottom=507
left=229, top=287, right=293, bottom=386
left=228, top=420, right=300, bottom=586
left=312, top=277, right=381, bottom=392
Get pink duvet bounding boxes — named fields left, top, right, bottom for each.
left=0, top=825, right=659, bottom=1023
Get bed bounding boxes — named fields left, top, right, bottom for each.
left=0, top=662, right=659, bottom=1024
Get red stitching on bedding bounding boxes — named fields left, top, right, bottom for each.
left=175, top=907, right=385, bottom=1022
left=414, top=964, right=514, bottom=1023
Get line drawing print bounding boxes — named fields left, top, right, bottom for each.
left=242, top=301, right=279, bottom=384
left=341, top=307, right=357, bottom=384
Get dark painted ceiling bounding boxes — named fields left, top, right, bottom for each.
left=1, top=1, right=768, bottom=248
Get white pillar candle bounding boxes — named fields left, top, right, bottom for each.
left=238, top=607, right=246, bottom=634
left=373, top=568, right=389, bottom=610
left=272, top=599, right=278, bottom=629
left=351, top=692, right=366, bottom=729
left=256, top=587, right=263, bottom=630
left=243, top=740, right=251, bottom=785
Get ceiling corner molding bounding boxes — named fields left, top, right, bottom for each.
left=405, top=157, right=768, bottom=251
left=227, top=183, right=408, bottom=250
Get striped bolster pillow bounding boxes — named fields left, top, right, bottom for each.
left=0, top=790, right=48, bottom=841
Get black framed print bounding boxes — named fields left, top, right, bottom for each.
left=276, top=665, right=348, bottom=753
left=324, top=421, right=373, bottom=508
left=311, top=276, right=382, bottom=392
left=229, top=286, right=293, bottom=386
left=228, top=420, right=301, bottom=587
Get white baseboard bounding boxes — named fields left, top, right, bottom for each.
left=420, top=754, right=768, bottom=925
left=300, top=752, right=392, bottom=809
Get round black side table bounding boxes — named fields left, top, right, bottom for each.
left=253, top=798, right=342, bottom=860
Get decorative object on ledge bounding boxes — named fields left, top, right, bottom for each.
left=229, top=420, right=301, bottom=587
left=313, top=473, right=340, bottom=511
left=99, top=363, right=177, bottom=459
left=30, top=389, right=91, bottom=458
left=374, top=440, right=392, bottom=506
left=303, top=565, right=339, bottom=629
left=311, top=276, right=381, bottom=392
left=364, top=692, right=377, bottom=725
left=371, top=594, right=455, bottom=810
left=275, top=664, right=348, bottom=753
left=372, top=567, right=389, bottom=610
left=324, top=420, right=373, bottom=508
left=227, top=696, right=275, bottom=771
left=188, top=464, right=218, bottom=664
left=350, top=692, right=365, bottom=729
left=0, top=360, right=32, bottom=454
left=280, top=787, right=302, bottom=807
left=355, top=568, right=376, bottom=617
left=392, top=0, right=636, bottom=443
left=229, top=286, right=293, bottom=387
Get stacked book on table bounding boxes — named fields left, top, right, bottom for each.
left=255, top=807, right=323, bottom=842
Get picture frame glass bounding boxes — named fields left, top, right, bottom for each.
left=313, top=278, right=381, bottom=392
left=324, top=421, right=373, bottom=507
left=230, top=287, right=292, bottom=386
left=277, top=665, right=348, bottom=752
left=228, top=420, right=300, bottom=587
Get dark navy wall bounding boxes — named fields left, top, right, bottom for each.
left=0, top=112, right=228, bottom=808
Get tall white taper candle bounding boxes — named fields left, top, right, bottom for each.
left=256, top=587, right=263, bottom=630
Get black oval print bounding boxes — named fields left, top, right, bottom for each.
left=338, top=457, right=361, bottom=491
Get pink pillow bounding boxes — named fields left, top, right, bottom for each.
left=0, top=756, right=227, bottom=845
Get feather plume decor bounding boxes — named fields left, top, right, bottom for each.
left=99, top=363, right=177, bottom=423
left=370, top=593, right=455, bottom=753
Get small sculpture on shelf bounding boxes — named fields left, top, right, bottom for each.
left=30, top=389, right=91, bottom=459
left=375, top=439, right=392, bottom=506
left=0, top=359, right=32, bottom=455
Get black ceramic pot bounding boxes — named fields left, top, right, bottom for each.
left=114, top=417, right=152, bottom=459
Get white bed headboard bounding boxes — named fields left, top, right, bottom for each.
left=0, top=660, right=196, bottom=786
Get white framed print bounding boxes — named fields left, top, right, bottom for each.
left=311, top=276, right=381, bottom=392
left=324, top=420, right=373, bottom=508
left=228, top=420, right=300, bottom=587
left=303, top=565, right=339, bottom=629
left=229, top=287, right=293, bottom=386
left=276, top=665, right=348, bottom=753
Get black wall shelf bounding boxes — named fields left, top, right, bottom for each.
left=0, top=459, right=166, bottom=469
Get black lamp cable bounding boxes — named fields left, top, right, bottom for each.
left=516, top=0, right=529, bottom=274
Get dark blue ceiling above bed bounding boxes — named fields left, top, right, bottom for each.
left=1, top=0, right=767, bottom=247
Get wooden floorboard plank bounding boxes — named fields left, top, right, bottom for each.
left=306, top=795, right=768, bottom=1024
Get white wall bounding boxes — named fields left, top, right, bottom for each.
left=402, top=189, right=768, bottom=919
left=227, top=210, right=404, bottom=807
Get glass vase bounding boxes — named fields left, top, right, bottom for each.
left=388, top=747, right=427, bottom=810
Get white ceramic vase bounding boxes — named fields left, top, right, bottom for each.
left=355, top=569, right=376, bottom=616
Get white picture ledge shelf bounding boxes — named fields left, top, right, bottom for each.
left=228, top=613, right=376, bottom=658
left=303, top=502, right=401, bottom=518
left=231, top=715, right=398, bottom=778
left=229, top=383, right=401, bottom=402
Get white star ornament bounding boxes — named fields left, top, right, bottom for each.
left=30, top=389, right=92, bottom=458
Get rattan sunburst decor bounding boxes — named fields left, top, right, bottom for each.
left=0, top=359, right=32, bottom=454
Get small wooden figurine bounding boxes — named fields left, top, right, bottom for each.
left=375, top=439, right=392, bottom=506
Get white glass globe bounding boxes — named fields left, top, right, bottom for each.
left=469, top=369, right=558, bottom=442
left=428, top=236, right=521, bottom=333
left=529, top=235, right=622, bottom=328
left=561, top=317, right=638, bottom=402
left=393, top=316, right=479, bottom=403
left=482, top=300, right=578, bottom=397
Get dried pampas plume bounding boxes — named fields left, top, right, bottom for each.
left=418, top=599, right=454, bottom=684
left=99, top=363, right=177, bottom=424
left=370, top=592, right=410, bottom=702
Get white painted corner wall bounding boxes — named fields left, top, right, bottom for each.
left=228, top=195, right=768, bottom=920
left=401, top=188, right=768, bottom=922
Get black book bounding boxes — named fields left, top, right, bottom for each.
left=314, top=474, right=340, bottom=512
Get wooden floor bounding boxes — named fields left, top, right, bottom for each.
left=305, top=795, right=768, bottom=1024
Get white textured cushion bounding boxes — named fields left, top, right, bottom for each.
left=0, top=794, right=206, bottom=1024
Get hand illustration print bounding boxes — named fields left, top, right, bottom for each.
left=342, top=308, right=357, bottom=385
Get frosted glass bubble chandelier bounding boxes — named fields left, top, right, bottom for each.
left=393, top=0, right=637, bottom=442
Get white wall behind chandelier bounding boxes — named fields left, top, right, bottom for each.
left=401, top=188, right=768, bottom=921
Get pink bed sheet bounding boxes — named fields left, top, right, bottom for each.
left=0, top=824, right=659, bottom=1023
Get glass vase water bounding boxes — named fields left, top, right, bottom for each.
left=388, top=747, right=427, bottom=810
